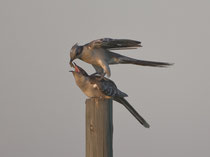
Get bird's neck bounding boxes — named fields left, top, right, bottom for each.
left=75, top=76, right=90, bottom=91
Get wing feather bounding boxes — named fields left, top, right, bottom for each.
left=86, top=38, right=142, bottom=50
left=89, top=75, right=125, bottom=97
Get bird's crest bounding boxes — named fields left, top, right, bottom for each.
left=72, top=43, right=78, bottom=49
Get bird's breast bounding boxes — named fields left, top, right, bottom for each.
left=82, top=83, right=103, bottom=98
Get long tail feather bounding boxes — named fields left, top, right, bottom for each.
left=114, top=97, right=150, bottom=128
left=120, top=57, right=173, bottom=67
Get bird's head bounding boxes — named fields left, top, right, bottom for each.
left=69, top=43, right=83, bottom=67
left=70, top=62, right=88, bottom=78
left=70, top=62, right=89, bottom=88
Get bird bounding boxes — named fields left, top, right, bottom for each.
left=70, top=62, right=150, bottom=128
left=69, top=38, right=173, bottom=77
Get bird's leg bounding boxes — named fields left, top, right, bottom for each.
left=90, top=72, right=106, bottom=80
left=99, top=72, right=106, bottom=80
left=91, top=72, right=101, bottom=76
left=91, top=73, right=106, bottom=80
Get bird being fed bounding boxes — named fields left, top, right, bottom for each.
left=70, top=62, right=150, bottom=128
left=69, top=38, right=173, bottom=77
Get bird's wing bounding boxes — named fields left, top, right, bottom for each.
left=85, top=38, right=142, bottom=50
left=89, top=76, right=127, bottom=97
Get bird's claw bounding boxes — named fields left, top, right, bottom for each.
left=99, top=73, right=106, bottom=80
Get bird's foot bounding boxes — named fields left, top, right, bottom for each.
left=98, top=73, right=106, bottom=80
left=91, top=72, right=106, bottom=80
left=91, top=72, right=100, bottom=76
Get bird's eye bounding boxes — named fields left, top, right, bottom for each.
left=76, top=46, right=83, bottom=56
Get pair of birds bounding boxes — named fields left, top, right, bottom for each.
left=70, top=38, right=173, bottom=128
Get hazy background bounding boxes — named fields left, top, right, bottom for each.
left=1, top=0, right=210, bottom=157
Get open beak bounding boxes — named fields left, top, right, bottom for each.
left=74, top=63, right=80, bottom=72
left=69, top=62, right=80, bottom=73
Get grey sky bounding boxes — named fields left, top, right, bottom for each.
left=0, top=0, right=210, bottom=157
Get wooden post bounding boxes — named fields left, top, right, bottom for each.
left=86, top=98, right=113, bottom=157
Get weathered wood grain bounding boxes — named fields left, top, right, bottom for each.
left=86, top=98, right=113, bottom=157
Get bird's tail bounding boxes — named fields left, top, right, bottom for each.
left=114, top=97, right=150, bottom=128
left=119, top=56, right=173, bottom=67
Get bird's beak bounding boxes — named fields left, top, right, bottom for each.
left=69, top=61, right=75, bottom=73
left=69, top=62, right=80, bottom=73
left=69, top=59, right=74, bottom=67
left=74, top=63, right=80, bottom=72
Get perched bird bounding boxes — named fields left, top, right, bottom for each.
left=70, top=38, right=173, bottom=77
left=70, top=63, right=150, bottom=128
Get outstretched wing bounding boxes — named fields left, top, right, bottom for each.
left=85, top=38, right=142, bottom=50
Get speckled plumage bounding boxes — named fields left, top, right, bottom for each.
left=71, top=63, right=150, bottom=128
